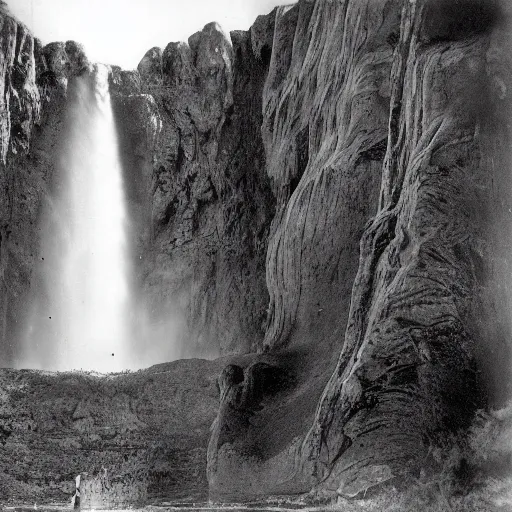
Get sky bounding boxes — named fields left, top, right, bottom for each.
left=6, top=0, right=285, bottom=69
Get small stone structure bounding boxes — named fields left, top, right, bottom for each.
left=79, top=468, right=148, bottom=509
left=72, top=475, right=81, bottom=509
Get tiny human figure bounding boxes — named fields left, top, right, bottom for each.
left=72, top=474, right=81, bottom=509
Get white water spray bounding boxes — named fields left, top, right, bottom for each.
left=22, top=65, right=132, bottom=372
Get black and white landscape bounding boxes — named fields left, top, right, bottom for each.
left=0, top=0, right=512, bottom=510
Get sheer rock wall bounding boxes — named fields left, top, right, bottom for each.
left=207, top=0, right=512, bottom=501
left=109, top=21, right=275, bottom=358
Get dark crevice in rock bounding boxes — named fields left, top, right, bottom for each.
left=356, top=138, right=388, bottom=165
left=292, top=125, right=309, bottom=196
left=422, top=0, right=502, bottom=44
left=260, top=44, right=272, bottom=66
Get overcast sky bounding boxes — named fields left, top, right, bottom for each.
left=6, top=0, right=285, bottom=69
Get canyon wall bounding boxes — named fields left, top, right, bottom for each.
left=0, top=3, right=42, bottom=364
left=207, top=0, right=512, bottom=502
left=0, top=3, right=276, bottom=363
left=0, top=0, right=511, bottom=506
left=108, top=21, right=276, bottom=359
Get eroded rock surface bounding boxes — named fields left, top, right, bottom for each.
left=299, top=0, right=503, bottom=496
left=110, top=21, right=275, bottom=358
left=207, top=0, right=512, bottom=502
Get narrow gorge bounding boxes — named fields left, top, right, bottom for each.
left=0, top=0, right=512, bottom=509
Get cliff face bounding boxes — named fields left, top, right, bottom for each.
left=301, top=0, right=505, bottom=495
left=0, top=0, right=511, bottom=506
left=109, top=22, right=275, bottom=358
left=0, top=6, right=40, bottom=362
left=0, top=2, right=90, bottom=364
left=207, top=0, right=512, bottom=502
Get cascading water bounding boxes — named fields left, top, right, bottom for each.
left=22, top=65, right=132, bottom=372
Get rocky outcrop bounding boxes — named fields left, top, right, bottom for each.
left=0, top=3, right=40, bottom=163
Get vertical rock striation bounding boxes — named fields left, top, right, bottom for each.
left=207, top=0, right=512, bottom=502
left=208, top=0, right=398, bottom=499
left=262, top=0, right=393, bottom=353
left=301, top=0, right=501, bottom=496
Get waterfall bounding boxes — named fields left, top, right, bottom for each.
left=21, top=65, right=132, bottom=372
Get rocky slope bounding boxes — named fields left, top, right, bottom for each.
left=0, top=358, right=229, bottom=506
left=0, top=0, right=511, bottom=507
